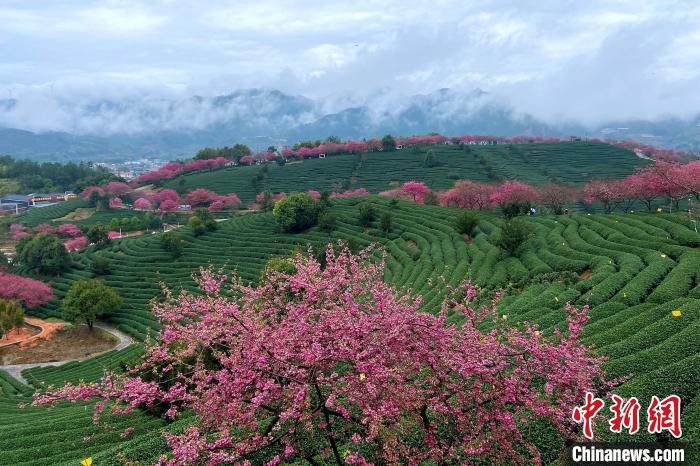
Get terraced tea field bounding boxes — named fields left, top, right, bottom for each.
left=2, top=197, right=699, bottom=464
left=164, top=141, right=647, bottom=202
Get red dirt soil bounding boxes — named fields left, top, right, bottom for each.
left=0, top=318, right=66, bottom=349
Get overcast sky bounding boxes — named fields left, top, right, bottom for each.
left=1, top=0, right=699, bottom=131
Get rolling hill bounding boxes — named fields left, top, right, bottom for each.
left=164, top=141, right=649, bottom=203
left=1, top=196, right=699, bottom=464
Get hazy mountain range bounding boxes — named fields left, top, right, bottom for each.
left=0, top=88, right=698, bottom=162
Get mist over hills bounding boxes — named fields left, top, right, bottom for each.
left=0, top=88, right=698, bottom=162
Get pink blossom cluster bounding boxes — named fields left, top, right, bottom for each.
left=34, top=223, right=57, bottom=234
left=209, top=193, right=242, bottom=211
left=80, top=186, right=106, bottom=199
left=238, top=151, right=277, bottom=165
left=65, top=236, right=88, bottom=252
left=34, top=246, right=606, bottom=465
left=0, top=272, right=55, bottom=308
left=9, top=224, right=28, bottom=240
left=108, top=197, right=123, bottom=209
left=57, top=223, right=82, bottom=237
left=136, top=157, right=229, bottom=184
left=133, top=197, right=153, bottom=210
left=105, top=181, right=133, bottom=196
left=330, top=188, right=371, bottom=198
left=584, top=159, right=700, bottom=212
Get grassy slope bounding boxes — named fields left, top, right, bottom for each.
left=164, top=141, right=647, bottom=202
left=2, top=196, right=699, bottom=464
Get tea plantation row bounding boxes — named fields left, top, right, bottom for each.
left=164, top=141, right=647, bottom=202
left=2, top=196, right=698, bottom=464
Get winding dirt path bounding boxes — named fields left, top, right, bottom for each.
left=0, top=323, right=133, bottom=385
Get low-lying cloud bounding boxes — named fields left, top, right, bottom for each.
left=0, top=0, right=699, bottom=135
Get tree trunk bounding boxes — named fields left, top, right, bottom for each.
left=87, top=320, right=94, bottom=330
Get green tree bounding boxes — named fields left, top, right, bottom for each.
left=423, top=149, right=439, bottom=167
left=109, top=218, right=120, bottom=230
left=85, top=225, right=109, bottom=248
left=194, top=208, right=217, bottom=232
left=358, top=203, right=375, bottom=227
left=318, top=211, right=337, bottom=232
left=455, top=211, right=480, bottom=238
left=381, top=134, right=396, bottom=151
left=130, top=216, right=142, bottom=230
left=161, top=232, right=184, bottom=258
left=272, top=192, right=321, bottom=233
left=15, top=233, right=70, bottom=275
left=63, top=280, right=121, bottom=330
left=496, top=218, right=532, bottom=256
left=0, top=299, right=23, bottom=337
left=188, top=215, right=205, bottom=237
left=90, top=255, right=111, bottom=276
left=260, top=191, right=274, bottom=211
left=231, top=144, right=252, bottom=160
left=380, top=212, right=392, bottom=234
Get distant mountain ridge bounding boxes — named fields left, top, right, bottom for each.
left=0, top=88, right=697, bottom=162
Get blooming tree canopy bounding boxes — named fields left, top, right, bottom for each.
left=57, top=223, right=82, bottom=238
left=65, top=236, right=88, bottom=252
left=583, top=180, right=625, bottom=214
left=490, top=181, right=539, bottom=207
left=133, top=198, right=153, bottom=210
left=105, top=182, right=132, bottom=196
left=209, top=193, right=242, bottom=211
left=153, top=189, right=180, bottom=205
left=0, top=273, right=55, bottom=308
left=108, top=197, right=123, bottom=209
left=183, top=188, right=218, bottom=207
left=34, top=223, right=57, bottom=234
left=159, top=199, right=179, bottom=213
left=35, top=246, right=605, bottom=465
left=10, top=224, right=28, bottom=240
left=81, top=186, right=106, bottom=199
left=438, top=180, right=496, bottom=210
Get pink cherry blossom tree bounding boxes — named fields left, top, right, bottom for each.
left=34, top=223, right=57, bottom=234
left=0, top=272, right=55, bottom=308
left=10, top=224, right=28, bottom=240
left=490, top=181, right=539, bottom=208
left=208, top=193, right=242, bottom=211
left=331, top=188, right=371, bottom=198
left=401, top=181, right=431, bottom=203
left=80, top=186, right=106, bottom=199
left=57, top=223, right=82, bottom=237
left=159, top=199, right=179, bottom=213
left=538, top=184, right=578, bottom=215
left=183, top=188, right=218, bottom=207
left=65, top=236, right=88, bottom=252
left=35, top=246, right=606, bottom=465
left=438, top=180, right=495, bottom=210
left=133, top=198, right=154, bottom=211
left=108, top=197, right=123, bottom=209
left=105, top=182, right=133, bottom=196
left=153, top=189, right=180, bottom=205
left=583, top=180, right=625, bottom=214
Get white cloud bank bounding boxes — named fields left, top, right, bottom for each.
left=0, top=0, right=699, bottom=133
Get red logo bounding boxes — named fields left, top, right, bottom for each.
left=572, top=393, right=682, bottom=439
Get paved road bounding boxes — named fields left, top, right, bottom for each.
left=0, top=323, right=133, bottom=385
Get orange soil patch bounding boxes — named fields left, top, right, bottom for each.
left=0, top=326, right=39, bottom=347
left=0, top=326, right=118, bottom=365
left=577, top=269, right=593, bottom=281
left=461, top=234, right=473, bottom=245
left=406, top=240, right=417, bottom=248
left=0, top=318, right=67, bottom=350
